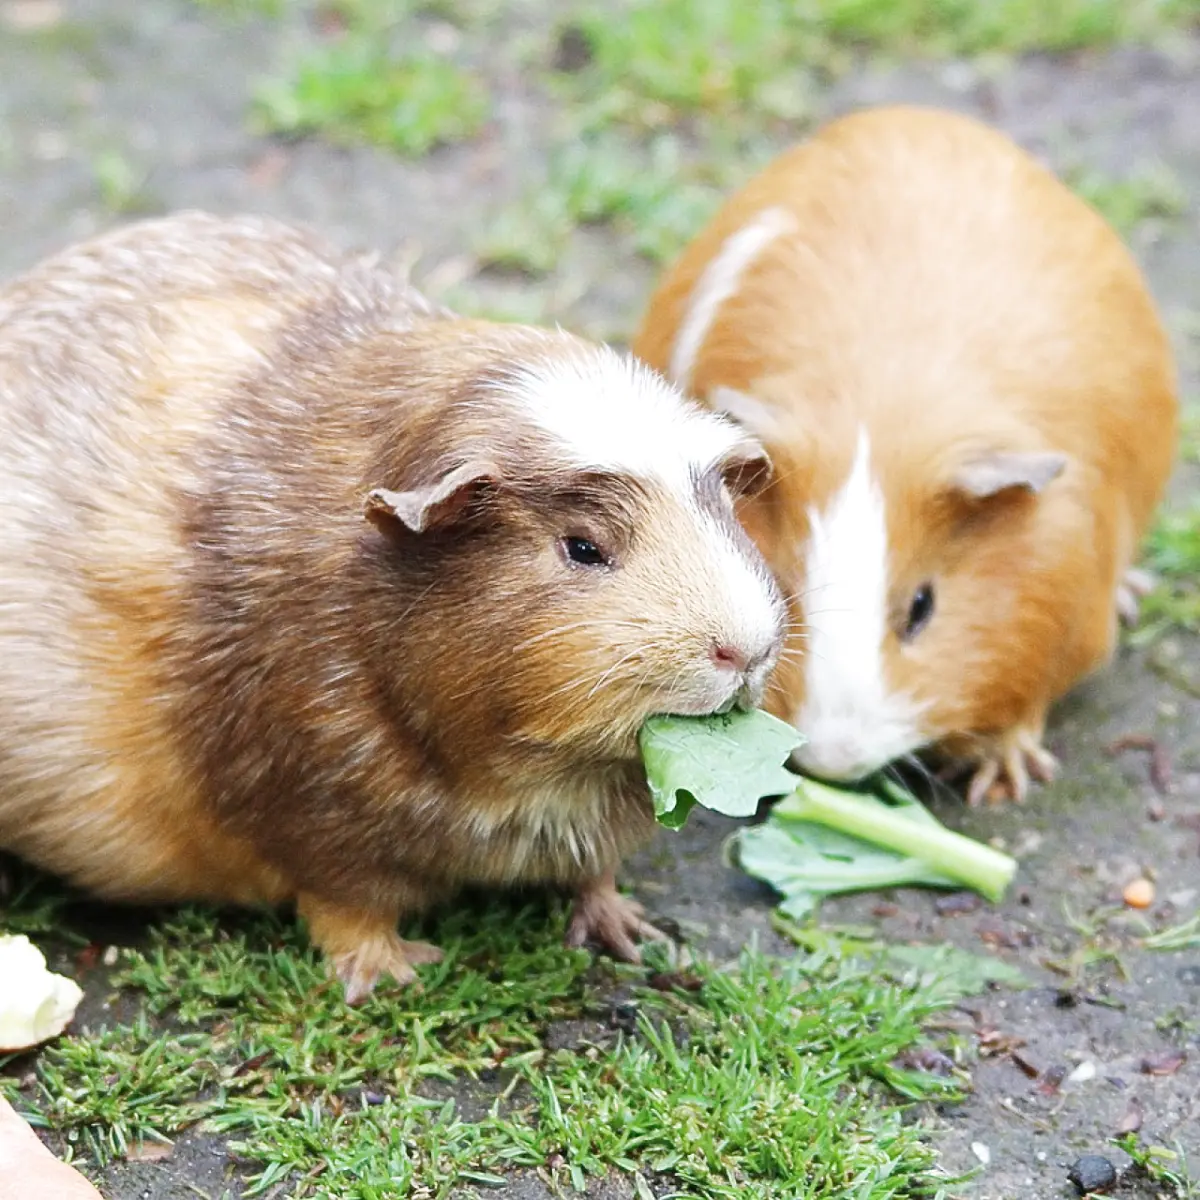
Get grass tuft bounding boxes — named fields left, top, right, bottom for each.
left=4, top=899, right=965, bottom=1198
left=474, top=133, right=730, bottom=275
left=249, top=1, right=487, bottom=155
left=255, top=41, right=486, bottom=155
left=551, top=0, right=1200, bottom=133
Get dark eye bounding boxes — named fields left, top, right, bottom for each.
left=903, top=583, right=935, bottom=641
left=561, top=536, right=610, bottom=567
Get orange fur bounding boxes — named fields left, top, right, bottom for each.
left=634, top=106, right=1178, bottom=802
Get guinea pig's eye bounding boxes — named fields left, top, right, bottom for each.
left=903, top=582, right=935, bottom=641
left=561, top=536, right=611, bottom=568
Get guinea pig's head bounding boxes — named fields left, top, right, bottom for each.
left=705, top=389, right=1077, bottom=783
left=358, top=327, right=786, bottom=762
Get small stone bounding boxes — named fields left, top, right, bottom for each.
left=1066, top=1060, right=1097, bottom=1085
left=102, top=945, right=119, bottom=967
left=610, top=1001, right=639, bottom=1033
left=552, top=23, right=593, bottom=72
left=1123, top=878, right=1155, bottom=909
left=935, top=891, right=982, bottom=916
left=971, top=1141, right=990, bottom=1165
left=1067, top=1154, right=1117, bottom=1194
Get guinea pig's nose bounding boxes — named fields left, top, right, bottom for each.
left=709, top=642, right=749, bottom=672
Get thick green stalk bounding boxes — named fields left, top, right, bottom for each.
left=772, top=780, right=1017, bottom=902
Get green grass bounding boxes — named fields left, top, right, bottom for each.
left=1068, top=163, right=1188, bottom=237
left=473, top=133, right=733, bottom=275
left=247, top=2, right=488, bottom=155
left=807, top=0, right=1200, bottom=56
left=1115, top=1134, right=1199, bottom=1198
left=550, top=0, right=1200, bottom=133
left=255, top=45, right=486, bottom=156
left=3, top=898, right=974, bottom=1198
left=1136, top=502, right=1200, bottom=640
left=1128, top=410, right=1200, bottom=643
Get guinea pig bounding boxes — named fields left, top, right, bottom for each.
left=633, top=105, right=1178, bottom=806
left=0, top=211, right=785, bottom=1001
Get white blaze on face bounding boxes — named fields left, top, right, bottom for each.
left=668, top=206, right=797, bottom=392
left=793, top=430, right=924, bottom=780
left=503, top=347, right=784, bottom=690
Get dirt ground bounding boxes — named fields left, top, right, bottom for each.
left=1, top=2, right=1198, bottom=1198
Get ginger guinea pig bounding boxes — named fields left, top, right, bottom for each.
left=0, top=211, right=784, bottom=1001
left=633, top=105, right=1178, bottom=806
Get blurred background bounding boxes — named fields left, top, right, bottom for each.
left=2, top=0, right=1197, bottom=356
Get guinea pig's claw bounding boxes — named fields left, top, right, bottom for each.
left=965, top=731, right=1058, bottom=808
left=332, top=936, right=444, bottom=1005
left=1116, top=567, right=1157, bottom=627
left=965, top=759, right=1002, bottom=808
left=566, top=875, right=670, bottom=964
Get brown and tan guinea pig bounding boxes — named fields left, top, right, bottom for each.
left=633, top=105, right=1178, bottom=806
left=0, top=211, right=785, bottom=1002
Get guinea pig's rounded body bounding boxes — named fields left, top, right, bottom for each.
left=633, top=106, right=1178, bottom=804
left=0, top=212, right=784, bottom=998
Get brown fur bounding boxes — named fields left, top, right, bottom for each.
left=0, top=212, right=782, bottom=997
left=633, top=106, right=1178, bottom=801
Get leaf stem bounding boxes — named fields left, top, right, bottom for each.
left=772, top=780, right=1017, bottom=902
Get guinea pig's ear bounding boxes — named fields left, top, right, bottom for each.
left=708, top=385, right=783, bottom=443
left=364, top=459, right=499, bottom=535
left=950, top=451, right=1068, bottom=501
left=718, top=435, right=775, bottom=499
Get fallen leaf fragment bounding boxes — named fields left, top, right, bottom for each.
left=1009, top=1049, right=1042, bottom=1079
left=646, top=971, right=703, bottom=993
left=1036, top=1064, right=1067, bottom=1096
left=125, top=1140, right=174, bottom=1163
left=894, top=1047, right=956, bottom=1076
left=1139, top=1049, right=1186, bottom=1076
left=1115, top=1097, right=1144, bottom=1135
left=1105, top=733, right=1172, bottom=794
left=0, top=934, right=85, bottom=1051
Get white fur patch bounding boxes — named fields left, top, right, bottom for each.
left=668, top=206, right=796, bottom=391
left=507, top=344, right=745, bottom=497
left=793, top=431, right=924, bottom=780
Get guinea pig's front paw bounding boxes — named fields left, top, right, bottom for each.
left=298, top=894, right=444, bottom=1004
left=331, top=934, right=445, bottom=1005
left=565, top=870, right=670, bottom=964
left=965, top=726, right=1058, bottom=807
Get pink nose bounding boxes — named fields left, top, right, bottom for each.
left=710, top=643, right=749, bottom=672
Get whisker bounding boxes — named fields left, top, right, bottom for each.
left=587, top=641, right=667, bottom=700
left=511, top=618, right=650, bottom=652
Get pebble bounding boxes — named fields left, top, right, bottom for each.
left=1123, top=878, right=1155, bottom=909
left=1066, top=1060, right=1097, bottom=1085
left=1067, top=1154, right=1117, bottom=1194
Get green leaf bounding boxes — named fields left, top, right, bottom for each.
left=880, top=943, right=1030, bottom=1001
left=736, top=819, right=960, bottom=919
left=756, top=777, right=1017, bottom=904
left=639, top=709, right=803, bottom=829
left=1143, top=912, right=1200, bottom=951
